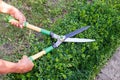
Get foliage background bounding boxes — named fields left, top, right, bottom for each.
left=0, top=0, right=120, bottom=80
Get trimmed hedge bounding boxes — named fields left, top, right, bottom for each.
left=6, top=0, right=120, bottom=80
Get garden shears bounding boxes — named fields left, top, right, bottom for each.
left=8, top=16, right=95, bottom=61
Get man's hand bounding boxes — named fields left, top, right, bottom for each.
left=15, top=55, right=34, bottom=73
left=9, top=8, right=26, bottom=28
left=0, top=1, right=26, bottom=28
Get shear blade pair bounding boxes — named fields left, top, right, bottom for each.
left=51, top=26, right=95, bottom=48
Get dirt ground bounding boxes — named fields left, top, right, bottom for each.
left=95, top=47, right=120, bottom=80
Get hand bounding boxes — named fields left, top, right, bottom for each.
left=16, top=55, right=34, bottom=73
left=9, top=7, right=26, bottom=28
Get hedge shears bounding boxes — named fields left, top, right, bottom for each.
left=8, top=16, right=95, bottom=61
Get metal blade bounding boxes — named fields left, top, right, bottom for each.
left=64, top=38, right=95, bottom=42
left=65, top=26, right=90, bottom=38
left=52, top=26, right=91, bottom=48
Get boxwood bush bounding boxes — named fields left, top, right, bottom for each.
left=6, top=0, right=120, bottom=80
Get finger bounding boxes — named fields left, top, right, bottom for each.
left=10, top=22, right=14, bottom=25
left=19, top=24, right=23, bottom=28
left=17, top=24, right=19, bottom=27
left=19, top=15, right=26, bottom=23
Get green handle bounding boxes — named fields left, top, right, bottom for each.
left=29, top=46, right=54, bottom=61
left=7, top=16, right=51, bottom=35
left=43, top=46, right=54, bottom=53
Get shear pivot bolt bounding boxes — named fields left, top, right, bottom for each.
left=59, top=36, right=65, bottom=42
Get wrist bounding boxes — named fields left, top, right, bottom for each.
left=8, top=63, right=19, bottom=73
left=7, top=62, right=23, bottom=73
left=12, top=63, right=24, bottom=73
